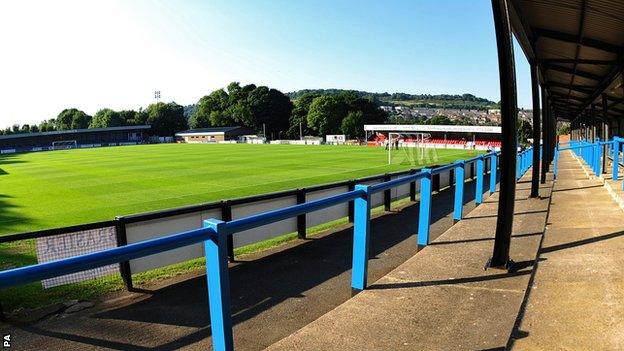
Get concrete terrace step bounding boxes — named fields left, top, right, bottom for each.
left=266, top=170, right=554, bottom=350
left=510, top=150, right=624, bottom=350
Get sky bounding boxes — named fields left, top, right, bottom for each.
left=0, top=0, right=531, bottom=129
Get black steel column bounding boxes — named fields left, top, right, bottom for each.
left=550, top=104, right=556, bottom=162
left=540, top=87, right=549, bottom=183
left=115, top=218, right=134, bottom=291
left=296, top=189, right=307, bottom=239
left=603, top=94, right=609, bottom=173
left=530, top=62, right=541, bottom=197
left=383, top=174, right=392, bottom=211
left=221, top=201, right=234, bottom=261
left=488, top=0, right=517, bottom=269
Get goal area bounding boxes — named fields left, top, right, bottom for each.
left=51, top=140, right=78, bottom=150
left=387, top=132, right=436, bottom=165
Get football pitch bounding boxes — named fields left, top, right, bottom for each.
left=1, top=144, right=480, bottom=236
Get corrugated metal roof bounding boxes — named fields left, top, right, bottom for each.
left=0, top=125, right=151, bottom=140
left=511, top=0, right=624, bottom=121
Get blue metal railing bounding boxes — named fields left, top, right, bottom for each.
left=0, top=149, right=535, bottom=351
left=556, top=137, right=618, bottom=182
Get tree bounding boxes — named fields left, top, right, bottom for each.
left=191, top=89, right=230, bottom=128
left=518, top=118, right=532, bottom=146
left=341, top=111, right=364, bottom=138
left=557, top=123, right=570, bottom=136
left=286, top=93, right=321, bottom=138
left=189, top=110, right=212, bottom=129
left=118, top=110, right=139, bottom=126
left=248, top=86, right=293, bottom=137
left=12, top=124, right=20, bottom=133
left=71, top=112, right=92, bottom=129
left=57, top=108, right=91, bottom=130
left=306, top=95, right=348, bottom=135
left=208, top=110, right=232, bottom=127
left=39, top=119, right=56, bottom=132
left=145, top=102, right=188, bottom=136
left=226, top=102, right=253, bottom=126
left=89, top=108, right=124, bottom=128
left=20, top=124, right=31, bottom=133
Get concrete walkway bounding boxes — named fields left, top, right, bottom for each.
left=268, top=170, right=554, bottom=350
left=510, top=151, right=624, bottom=350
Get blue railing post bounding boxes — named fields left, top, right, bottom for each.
left=351, top=184, right=371, bottom=292
left=596, top=139, right=602, bottom=176
left=203, top=219, right=234, bottom=351
left=554, top=146, right=559, bottom=179
left=613, top=138, right=619, bottom=181
left=417, top=169, right=432, bottom=248
left=592, top=138, right=600, bottom=177
left=453, top=160, right=465, bottom=222
left=475, top=156, right=484, bottom=205
left=576, top=141, right=580, bottom=156
left=489, top=153, right=497, bottom=195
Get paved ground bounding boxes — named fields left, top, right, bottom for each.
left=510, top=151, right=624, bottom=350
left=267, top=169, right=554, bottom=350
left=1, top=175, right=491, bottom=350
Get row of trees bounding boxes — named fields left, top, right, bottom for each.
left=286, top=90, right=497, bottom=110
left=2, top=103, right=188, bottom=137
left=8, top=84, right=501, bottom=139
left=189, top=82, right=292, bottom=138
left=290, top=92, right=387, bottom=138
left=188, top=83, right=388, bottom=139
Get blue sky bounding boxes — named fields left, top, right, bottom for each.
left=0, top=0, right=531, bottom=128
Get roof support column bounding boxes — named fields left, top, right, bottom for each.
left=591, top=107, right=596, bottom=143
left=487, top=0, right=517, bottom=270
left=540, top=87, right=549, bottom=183
left=550, top=103, right=556, bottom=162
left=530, top=62, right=541, bottom=197
left=603, top=94, right=609, bottom=173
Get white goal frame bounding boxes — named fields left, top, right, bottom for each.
left=51, top=140, right=78, bottom=150
left=387, top=132, right=431, bottom=165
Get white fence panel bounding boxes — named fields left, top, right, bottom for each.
left=306, top=186, right=350, bottom=227
left=126, top=208, right=221, bottom=273
left=360, top=179, right=384, bottom=207
left=232, top=196, right=298, bottom=248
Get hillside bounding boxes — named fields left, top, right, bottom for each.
left=286, top=89, right=498, bottom=111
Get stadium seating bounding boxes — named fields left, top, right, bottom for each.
left=366, top=133, right=501, bottom=149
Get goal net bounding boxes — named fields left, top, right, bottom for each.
left=387, top=132, right=440, bottom=166
left=52, top=140, right=78, bottom=150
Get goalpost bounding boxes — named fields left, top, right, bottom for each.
left=387, top=132, right=432, bottom=165
left=51, top=140, right=78, bottom=150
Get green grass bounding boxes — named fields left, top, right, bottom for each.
left=0, top=144, right=479, bottom=311
left=1, top=144, right=478, bottom=236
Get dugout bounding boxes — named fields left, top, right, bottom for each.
left=0, top=125, right=150, bottom=152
